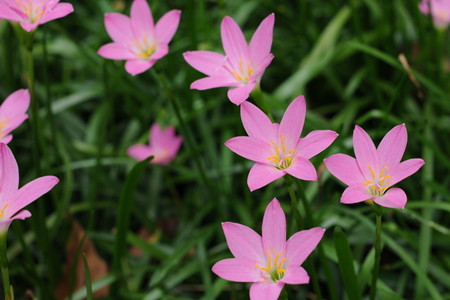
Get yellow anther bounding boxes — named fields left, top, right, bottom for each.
left=0, top=203, right=9, bottom=217
left=366, top=165, right=376, bottom=179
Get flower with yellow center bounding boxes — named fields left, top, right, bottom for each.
left=212, top=198, right=325, bottom=300
left=225, top=96, right=338, bottom=191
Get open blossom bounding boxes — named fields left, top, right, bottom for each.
left=419, top=0, right=450, bottom=28
left=324, top=125, right=425, bottom=209
left=0, top=143, right=59, bottom=233
left=127, top=123, right=182, bottom=165
left=0, top=0, right=73, bottom=32
left=98, top=0, right=181, bottom=75
left=0, top=89, right=30, bottom=144
left=212, top=198, right=325, bottom=300
left=225, top=96, right=338, bottom=191
left=183, top=14, right=274, bottom=105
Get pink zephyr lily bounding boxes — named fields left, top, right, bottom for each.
left=0, top=0, right=73, bottom=32
left=98, top=0, right=181, bottom=76
left=0, top=143, right=59, bottom=233
left=324, top=125, right=425, bottom=209
left=419, top=0, right=450, bottom=28
left=212, top=198, right=325, bottom=300
left=225, top=96, right=338, bottom=191
left=127, top=123, right=182, bottom=165
left=183, top=14, right=274, bottom=105
left=0, top=89, right=30, bottom=145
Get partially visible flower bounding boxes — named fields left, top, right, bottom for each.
left=98, top=0, right=181, bottom=75
left=0, top=143, right=59, bottom=233
left=225, top=96, right=338, bottom=191
left=419, top=0, right=450, bottom=28
left=127, top=123, right=182, bottom=165
left=212, top=198, right=325, bottom=300
left=183, top=14, right=274, bottom=105
left=0, top=0, right=73, bottom=32
left=324, top=125, right=425, bottom=209
left=0, top=89, right=30, bottom=144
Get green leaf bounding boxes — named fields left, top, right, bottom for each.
left=82, top=254, right=93, bottom=300
left=333, top=227, right=362, bottom=300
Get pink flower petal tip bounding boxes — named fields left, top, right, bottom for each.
left=212, top=198, right=325, bottom=300
left=0, top=89, right=30, bottom=144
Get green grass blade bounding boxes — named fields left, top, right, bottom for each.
left=82, top=254, right=93, bottom=300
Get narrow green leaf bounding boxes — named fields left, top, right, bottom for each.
left=333, top=227, right=362, bottom=300
left=111, top=156, right=152, bottom=294
left=82, top=254, right=93, bottom=300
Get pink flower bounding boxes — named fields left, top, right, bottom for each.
left=0, top=0, right=73, bottom=32
left=0, top=89, right=30, bottom=144
left=419, top=0, right=450, bottom=28
left=127, top=123, right=182, bottom=165
left=225, top=96, right=338, bottom=191
left=183, top=14, right=274, bottom=105
left=0, top=143, right=59, bottom=233
left=324, top=125, right=425, bottom=209
left=212, top=198, right=325, bottom=300
left=97, top=0, right=181, bottom=76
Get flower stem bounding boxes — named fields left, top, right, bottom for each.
left=284, top=176, right=303, bottom=229
left=250, top=85, right=273, bottom=121
left=370, top=203, right=383, bottom=300
left=0, top=234, right=13, bottom=300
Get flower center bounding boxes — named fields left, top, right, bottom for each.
left=363, top=165, right=391, bottom=196
left=133, top=34, right=156, bottom=60
left=267, top=136, right=295, bottom=170
left=14, top=0, right=46, bottom=23
left=229, top=57, right=254, bottom=84
left=256, top=249, right=287, bottom=282
left=0, top=203, right=10, bottom=219
left=0, top=118, right=9, bottom=138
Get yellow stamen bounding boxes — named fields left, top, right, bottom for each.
left=0, top=204, right=9, bottom=217
left=367, top=165, right=376, bottom=179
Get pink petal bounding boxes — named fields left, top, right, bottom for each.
left=0, top=135, right=12, bottom=144
left=227, top=82, right=256, bottom=105
left=262, top=199, right=286, bottom=254
left=285, top=156, right=317, bottom=181
left=249, top=14, right=274, bottom=67
left=190, top=76, right=237, bottom=90
left=39, top=2, right=73, bottom=25
left=353, top=125, right=379, bottom=179
left=2, top=115, right=28, bottom=137
left=341, top=186, right=372, bottom=204
left=104, top=13, right=133, bottom=44
left=20, top=23, right=39, bottom=32
left=388, top=158, right=425, bottom=186
left=323, top=154, right=366, bottom=186
left=183, top=51, right=226, bottom=76
left=0, top=89, right=30, bottom=117
left=249, top=282, right=284, bottom=300
left=377, top=124, right=407, bottom=168
left=125, top=60, right=155, bottom=75
left=7, top=176, right=59, bottom=219
left=98, top=43, right=134, bottom=60
left=0, top=144, right=19, bottom=200
left=155, top=9, right=181, bottom=44
left=130, top=0, right=154, bottom=39
left=240, top=101, right=276, bottom=141
left=127, top=145, right=153, bottom=161
left=247, top=163, right=285, bottom=191
left=150, top=123, right=164, bottom=143
left=212, top=258, right=262, bottom=282
left=285, top=227, right=325, bottom=266
left=221, top=16, right=249, bottom=63
left=222, top=222, right=264, bottom=261
left=251, top=54, right=274, bottom=81
left=0, top=4, right=20, bottom=22
left=278, top=96, right=306, bottom=151
left=297, top=130, right=338, bottom=159
left=375, top=188, right=407, bottom=209
left=281, top=266, right=309, bottom=284
left=0, top=210, right=31, bottom=233
left=225, top=136, right=271, bottom=163
left=149, top=43, right=169, bottom=60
